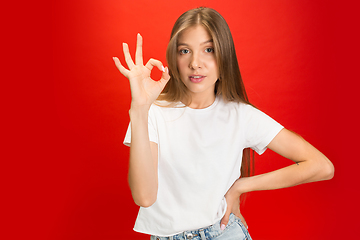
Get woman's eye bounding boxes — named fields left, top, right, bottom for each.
left=205, top=48, right=214, bottom=53
left=179, top=49, right=189, bottom=55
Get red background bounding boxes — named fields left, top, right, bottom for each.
left=5, top=0, right=359, bottom=239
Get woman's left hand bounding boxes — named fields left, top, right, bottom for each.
left=220, top=179, right=248, bottom=230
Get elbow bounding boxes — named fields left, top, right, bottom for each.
left=319, top=157, right=335, bottom=180
left=128, top=177, right=158, bottom=208
left=133, top=194, right=157, bottom=208
left=324, top=161, right=335, bottom=180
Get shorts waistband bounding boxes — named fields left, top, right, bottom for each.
left=151, top=213, right=247, bottom=240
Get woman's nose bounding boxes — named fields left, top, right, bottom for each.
left=189, top=53, right=201, bottom=69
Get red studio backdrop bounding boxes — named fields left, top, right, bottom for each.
left=10, top=0, right=357, bottom=239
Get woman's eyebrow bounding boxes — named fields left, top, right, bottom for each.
left=177, top=39, right=213, bottom=47
left=201, top=39, right=213, bottom=45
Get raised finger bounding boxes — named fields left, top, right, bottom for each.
left=123, top=42, right=135, bottom=69
left=135, top=33, right=143, bottom=65
left=113, top=57, right=130, bottom=77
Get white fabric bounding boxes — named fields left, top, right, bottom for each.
left=123, top=97, right=283, bottom=236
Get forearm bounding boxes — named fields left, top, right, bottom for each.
left=221, top=155, right=333, bottom=228
left=240, top=158, right=330, bottom=192
left=128, top=107, right=158, bottom=207
left=237, top=157, right=333, bottom=194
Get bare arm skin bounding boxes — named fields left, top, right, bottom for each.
left=221, top=128, right=334, bottom=229
left=128, top=110, right=159, bottom=207
left=113, top=34, right=169, bottom=207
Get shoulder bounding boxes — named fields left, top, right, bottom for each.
left=216, top=98, right=277, bottom=126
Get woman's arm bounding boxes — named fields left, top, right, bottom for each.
left=128, top=108, right=159, bottom=207
left=236, top=128, right=334, bottom=193
left=113, top=34, right=169, bottom=207
left=221, top=128, right=334, bottom=229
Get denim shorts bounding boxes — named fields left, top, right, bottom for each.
left=150, top=213, right=252, bottom=240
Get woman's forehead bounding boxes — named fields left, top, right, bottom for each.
left=177, top=25, right=213, bottom=46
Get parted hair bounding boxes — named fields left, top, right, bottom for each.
left=158, top=7, right=254, bottom=180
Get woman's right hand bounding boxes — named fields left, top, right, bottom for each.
left=113, top=33, right=170, bottom=110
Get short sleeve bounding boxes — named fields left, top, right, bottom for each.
left=123, top=105, right=159, bottom=147
left=243, top=105, right=284, bottom=155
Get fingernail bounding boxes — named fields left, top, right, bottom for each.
left=161, top=66, right=165, bottom=72
left=220, top=224, right=226, bottom=231
left=166, top=67, right=169, bottom=74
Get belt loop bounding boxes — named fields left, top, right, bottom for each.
left=199, top=230, right=206, bottom=240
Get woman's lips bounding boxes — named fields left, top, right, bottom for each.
left=189, top=75, right=205, bottom=83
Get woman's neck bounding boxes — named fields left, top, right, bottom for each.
left=184, top=93, right=216, bottom=109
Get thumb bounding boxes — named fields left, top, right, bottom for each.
left=220, top=211, right=231, bottom=231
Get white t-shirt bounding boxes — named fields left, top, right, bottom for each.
left=123, top=97, right=283, bottom=236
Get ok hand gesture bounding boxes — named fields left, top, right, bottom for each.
left=113, top=33, right=170, bottom=110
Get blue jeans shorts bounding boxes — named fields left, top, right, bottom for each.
left=150, top=213, right=252, bottom=240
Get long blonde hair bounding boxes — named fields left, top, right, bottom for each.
left=159, top=7, right=255, bottom=179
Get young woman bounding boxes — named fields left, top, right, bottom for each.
left=113, top=7, right=334, bottom=240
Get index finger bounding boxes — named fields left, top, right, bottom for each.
left=135, top=33, right=143, bottom=65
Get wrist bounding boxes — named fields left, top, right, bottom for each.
left=129, top=105, right=149, bottom=120
left=233, top=177, right=251, bottom=195
left=129, top=102, right=150, bottom=113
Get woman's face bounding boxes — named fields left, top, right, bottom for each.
left=176, top=25, right=219, bottom=100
